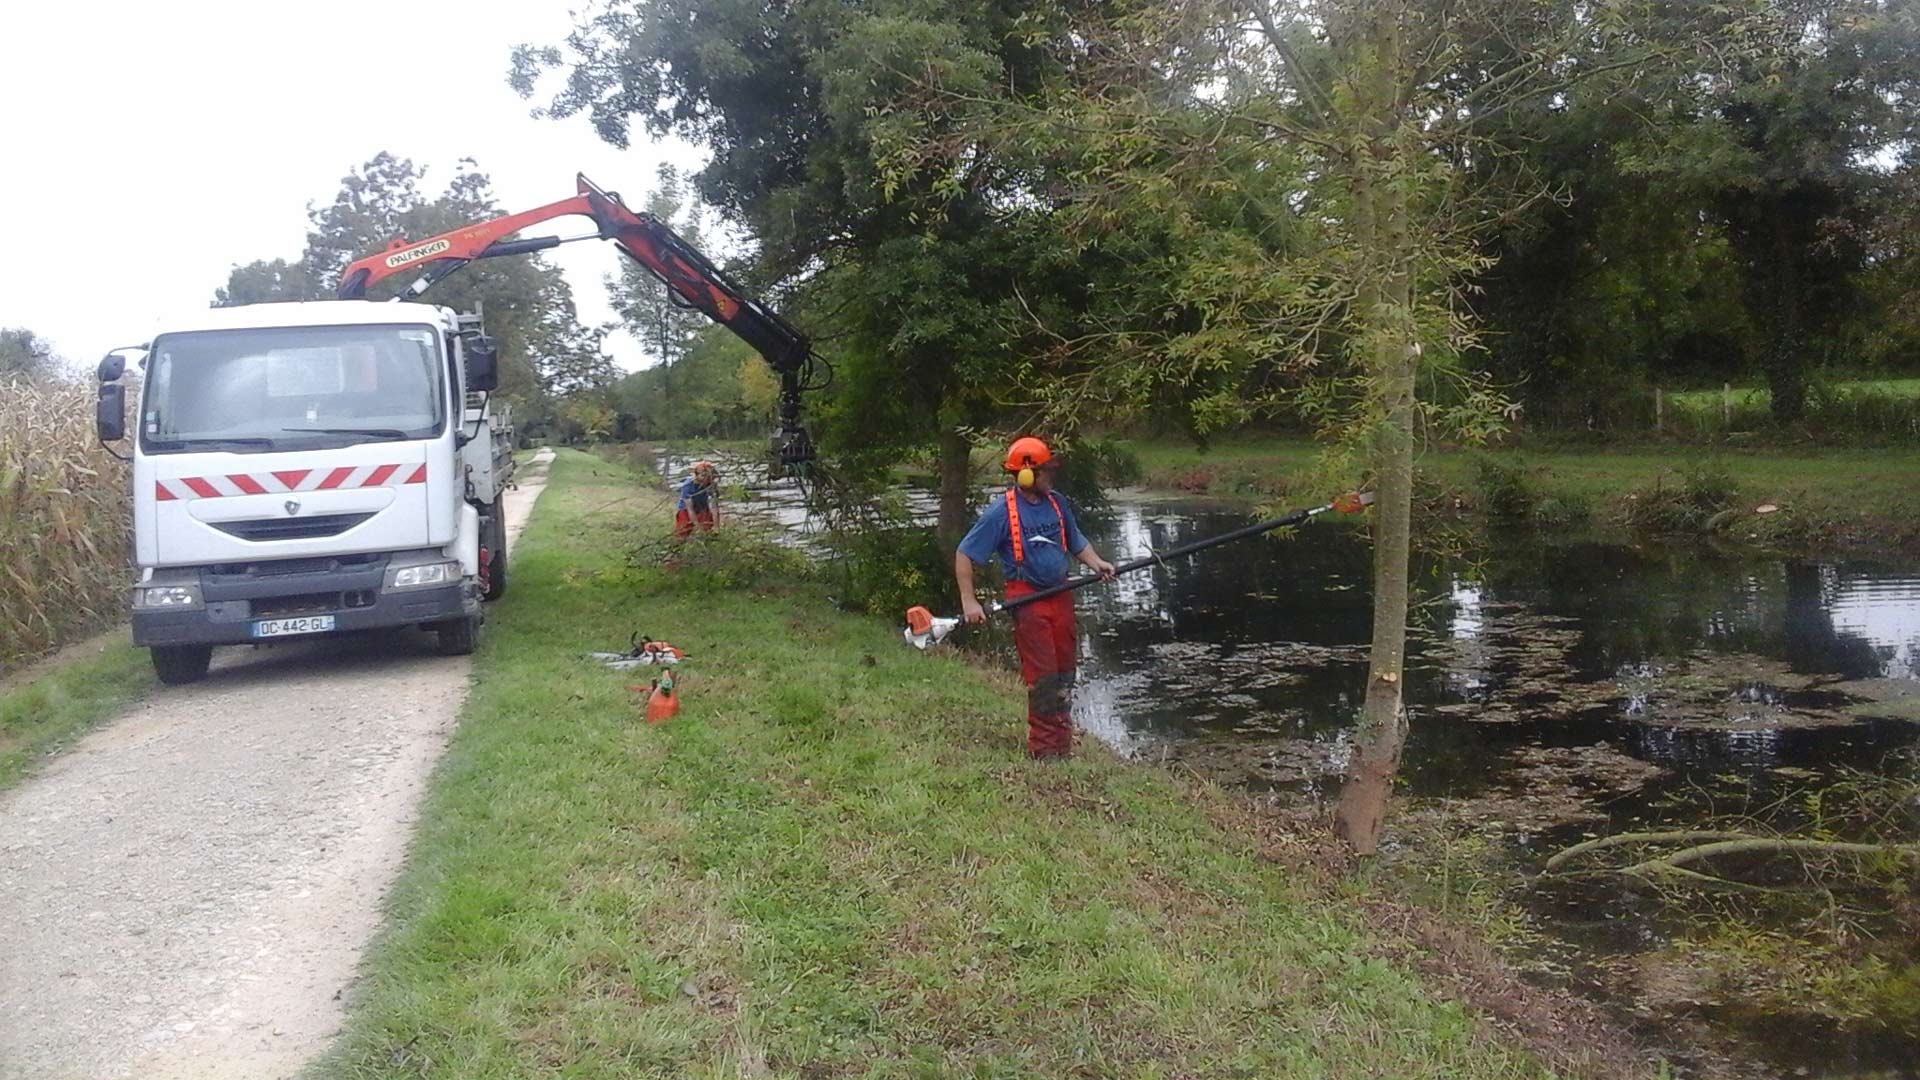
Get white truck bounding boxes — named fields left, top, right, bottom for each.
left=95, top=172, right=820, bottom=685
left=95, top=300, right=515, bottom=683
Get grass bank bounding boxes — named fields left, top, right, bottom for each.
left=1668, top=376, right=1920, bottom=411
left=0, top=634, right=150, bottom=792
left=321, top=449, right=1558, bottom=1078
left=1125, top=435, right=1920, bottom=556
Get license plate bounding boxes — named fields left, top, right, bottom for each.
left=251, top=615, right=336, bottom=638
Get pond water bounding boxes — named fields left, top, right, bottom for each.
left=1070, top=498, right=1920, bottom=1078
left=673, top=450, right=1920, bottom=1075
left=1073, top=501, right=1920, bottom=781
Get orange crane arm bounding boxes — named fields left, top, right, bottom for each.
left=336, top=174, right=820, bottom=468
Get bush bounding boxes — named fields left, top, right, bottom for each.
left=625, top=525, right=811, bottom=595
left=823, top=525, right=950, bottom=617
left=1625, top=459, right=1742, bottom=533
left=1806, top=381, right=1920, bottom=442
left=0, top=377, right=130, bottom=670
left=1472, top=456, right=1541, bottom=521
left=1533, top=492, right=1594, bottom=529
left=1467, top=456, right=1592, bottom=528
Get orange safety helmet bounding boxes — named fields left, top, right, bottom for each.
left=692, top=460, right=717, bottom=482
left=1003, top=436, right=1053, bottom=489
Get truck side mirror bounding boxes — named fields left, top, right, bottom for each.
left=465, top=335, right=500, bottom=393
left=96, top=383, right=126, bottom=443
left=98, top=353, right=126, bottom=383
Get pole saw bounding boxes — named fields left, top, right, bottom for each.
left=903, top=490, right=1374, bottom=649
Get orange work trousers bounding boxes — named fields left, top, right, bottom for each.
left=1005, top=581, right=1076, bottom=758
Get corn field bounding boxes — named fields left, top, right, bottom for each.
left=0, top=376, right=130, bottom=672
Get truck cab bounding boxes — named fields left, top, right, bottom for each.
left=96, top=300, right=514, bottom=684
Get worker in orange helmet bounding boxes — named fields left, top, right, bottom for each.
left=673, top=460, right=720, bottom=539
left=955, top=436, right=1116, bottom=758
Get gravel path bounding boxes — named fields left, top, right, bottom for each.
left=0, top=450, right=553, bottom=1080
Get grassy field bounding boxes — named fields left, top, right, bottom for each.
left=319, top=449, right=1550, bottom=1078
left=1122, top=435, right=1920, bottom=555
left=0, top=635, right=149, bottom=792
left=1668, top=377, right=1920, bottom=410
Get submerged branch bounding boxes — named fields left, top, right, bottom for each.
left=1546, top=830, right=1920, bottom=892
left=1639, top=838, right=1920, bottom=873
left=1543, top=830, right=1753, bottom=873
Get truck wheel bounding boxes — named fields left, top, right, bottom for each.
left=435, top=614, right=481, bottom=656
left=151, top=644, right=213, bottom=685
left=481, top=497, right=508, bottom=602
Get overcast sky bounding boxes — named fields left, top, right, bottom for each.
left=0, top=0, right=700, bottom=374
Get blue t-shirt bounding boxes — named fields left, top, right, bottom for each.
left=958, top=490, right=1089, bottom=587
left=677, top=476, right=713, bottom=513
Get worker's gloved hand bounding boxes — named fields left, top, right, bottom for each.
left=962, top=598, right=987, bottom=625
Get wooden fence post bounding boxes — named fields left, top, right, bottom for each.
left=1723, top=383, right=1732, bottom=429
left=1655, top=388, right=1665, bottom=433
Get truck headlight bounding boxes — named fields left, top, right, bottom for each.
left=135, top=585, right=202, bottom=609
left=387, top=561, right=459, bottom=590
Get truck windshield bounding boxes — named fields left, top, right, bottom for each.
left=140, top=324, right=445, bottom=454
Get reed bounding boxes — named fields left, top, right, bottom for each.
left=0, top=376, right=130, bottom=671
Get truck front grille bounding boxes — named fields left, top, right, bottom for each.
left=251, top=593, right=340, bottom=618
left=208, top=553, right=383, bottom=578
left=211, top=513, right=373, bottom=542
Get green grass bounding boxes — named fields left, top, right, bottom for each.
left=1668, top=377, right=1920, bottom=409
left=319, top=449, right=1544, bottom=1078
left=0, top=638, right=151, bottom=791
left=1120, top=435, right=1920, bottom=554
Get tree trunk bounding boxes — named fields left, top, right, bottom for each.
left=1333, top=297, right=1417, bottom=855
left=1762, top=214, right=1806, bottom=425
left=936, top=425, right=973, bottom=553
left=1334, top=2, right=1415, bottom=857
left=1333, top=362, right=1414, bottom=855
left=1764, top=335, right=1808, bottom=425
left=660, top=319, right=673, bottom=401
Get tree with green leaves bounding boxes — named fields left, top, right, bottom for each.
left=1476, top=0, right=1918, bottom=426
left=211, top=259, right=322, bottom=308
left=513, top=0, right=1100, bottom=546
left=874, top=0, right=1760, bottom=850
left=1689, top=0, right=1917, bottom=423
left=0, top=328, right=56, bottom=380
left=608, top=164, right=711, bottom=395
left=215, top=153, right=613, bottom=429
left=1471, top=95, right=1753, bottom=428
left=612, top=324, right=770, bottom=440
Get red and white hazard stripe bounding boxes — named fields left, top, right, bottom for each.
left=154, top=464, right=426, bottom=502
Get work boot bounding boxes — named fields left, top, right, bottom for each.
left=1027, top=712, right=1072, bottom=758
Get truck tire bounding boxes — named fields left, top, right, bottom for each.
left=435, top=614, right=480, bottom=657
left=151, top=644, right=213, bottom=685
left=481, top=497, right=508, bottom=602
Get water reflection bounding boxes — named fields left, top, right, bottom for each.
left=1828, top=573, right=1920, bottom=679
left=1068, top=504, right=1920, bottom=800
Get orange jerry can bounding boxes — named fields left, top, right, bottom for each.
left=645, top=668, right=680, bottom=724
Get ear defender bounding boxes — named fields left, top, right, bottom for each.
left=1017, top=465, right=1036, bottom=488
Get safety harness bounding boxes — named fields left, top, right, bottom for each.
left=1006, top=488, right=1068, bottom=582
